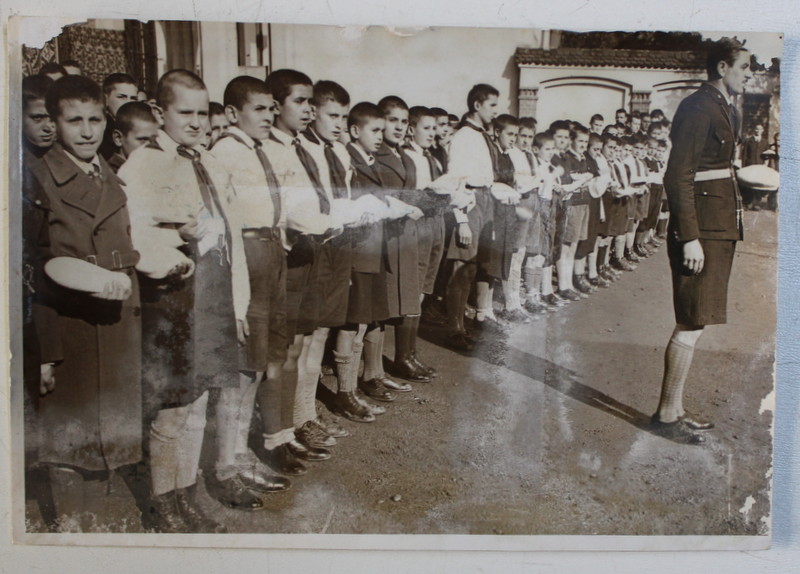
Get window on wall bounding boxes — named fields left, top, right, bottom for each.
left=237, top=23, right=270, bottom=71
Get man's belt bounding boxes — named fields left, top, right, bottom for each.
left=85, top=249, right=140, bottom=270
left=565, top=188, right=592, bottom=205
left=694, top=168, right=735, bottom=182
left=242, top=227, right=281, bottom=241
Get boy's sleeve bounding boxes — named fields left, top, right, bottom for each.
left=218, top=169, right=251, bottom=322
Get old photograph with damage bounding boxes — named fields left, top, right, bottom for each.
left=8, top=18, right=781, bottom=548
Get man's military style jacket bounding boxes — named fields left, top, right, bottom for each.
left=664, top=83, right=743, bottom=243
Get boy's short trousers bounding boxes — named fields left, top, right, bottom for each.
left=347, top=266, right=390, bottom=325
left=668, top=236, right=736, bottom=326
left=313, top=239, right=353, bottom=328
left=635, top=189, right=650, bottom=220
left=447, top=189, right=493, bottom=262
left=576, top=196, right=603, bottom=259
left=285, top=237, right=319, bottom=337
left=562, top=203, right=590, bottom=243
left=644, top=184, right=664, bottom=228
left=240, top=231, right=288, bottom=370
left=416, top=214, right=446, bottom=295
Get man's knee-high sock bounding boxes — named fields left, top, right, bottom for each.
left=215, top=387, right=240, bottom=479
left=236, top=374, right=259, bottom=456
left=394, top=318, right=413, bottom=362
left=175, top=392, right=209, bottom=490
left=656, top=338, right=696, bottom=422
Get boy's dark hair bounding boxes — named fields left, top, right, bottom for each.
left=23, top=74, right=54, bottom=109
left=265, top=68, right=312, bottom=105
left=209, top=101, right=225, bottom=116
left=549, top=120, right=570, bottom=134
left=602, top=125, right=618, bottom=137
left=39, top=62, right=67, bottom=77
left=115, top=101, right=158, bottom=134
left=533, top=131, right=554, bottom=149
left=348, top=101, right=382, bottom=129
left=312, top=80, right=350, bottom=107
left=61, top=59, right=82, bottom=71
left=707, top=37, right=748, bottom=81
left=590, top=113, right=604, bottom=123
left=448, top=113, right=459, bottom=124
left=622, top=136, right=636, bottom=146
left=602, top=134, right=621, bottom=147
left=103, top=72, right=138, bottom=96
left=409, top=105, right=435, bottom=127
left=466, top=84, right=499, bottom=114
left=630, top=111, right=642, bottom=120
left=588, top=133, right=603, bottom=147
left=615, top=108, right=628, bottom=118
left=493, top=114, right=519, bottom=132
left=378, top=95, right=409, bottom=117
left=430, top=107, right=448, bottom=118
left=570, top=123, right=590, bottom=139
left=647, top=121, right=663, bottom=136
left=650, top=109, right=665, bottom=120
left=45, top=75, right=103, bottom=118
left=223, top=75, right=270, bottom=110
left=641, top=112, right=651, bottom=120
left=156, top=69, right=206, bottom=108
left=519, top=117, right=537, bottom=130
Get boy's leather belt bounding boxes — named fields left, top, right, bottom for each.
left=694, top=167, right=735, bottom=182
left=85, top=249, right=140, bottom=270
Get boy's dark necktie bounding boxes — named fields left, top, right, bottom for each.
left=293, top=138, right=331, bottom=214
left=423, top=148, right=441, bottom=181
left=324, top=142, right=348, bottom=199
left=176, top=144, right=232, bottom=256
left=252, top=139, right=282, bottom=226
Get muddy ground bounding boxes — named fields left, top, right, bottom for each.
left=24, top=210, right=776, bottom=537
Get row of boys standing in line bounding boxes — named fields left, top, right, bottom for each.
left=20, top=66, right=670, bottom=533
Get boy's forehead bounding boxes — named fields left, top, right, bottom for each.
left=59, top=98, right=104, bottom=114
left=385, top=106, right=409, bottom=119
left=288, top=83, right=313, bottom=98
left=245, top=92, right=274, bottom=105
left=25, top=98, right=47, bottom=112
left=110, top=82, right=138, bottom=94
left=166, top=86, right=208, bottom=108
left=317, top=99, right=348, bottom=114
left=366, top=117, right=385, bottom=128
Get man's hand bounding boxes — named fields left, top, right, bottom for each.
left=91, top=271, right=133, bottom=300
left=683, top=239, right=705, bottom=274
left=407, top=206, right=424, bottom=221
left=457, top=222, right=472, bottom=247
left=40, top=363, right=55, bottom=396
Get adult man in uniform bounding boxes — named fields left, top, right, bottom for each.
left=651, top=38, right=751, bottom=444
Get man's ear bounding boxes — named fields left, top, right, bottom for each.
left=150, top=105, right=165, bottom=127
left=224, top=105, right=238, bottom=126
left=349, top=124, right=360, bottom=140
left=112, top=129, right=123, bottom=148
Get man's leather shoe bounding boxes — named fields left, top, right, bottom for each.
left=313, top=416, right=350, bottom=438
left=557, top=288, right=582, bottom=301
left=287, top=439, right=331, bottom=461
left=378, top=375, right=412, bottom=392
left=261, top=444, right=308, bottom=475
left=392, top=357, right=432, bottom=382
left=356, top=394, right=387, bottom=415
left=588, top=275, right=611, bottom=288
left=446, top=332, right=475, bottom=352
left=333, top=392, right=376, bottom=423
left=296, top=420, right=337, bottom=448
left=573, top=275, right=595, bottom=294
left=504, top=308, right=532, bottom=323
left=542, top=293, right=566, bottom=308
left=150, top=491, right=191, bottom=533
left=235, top=452, right=292, bottom=493
left=649, top=415, right=705, bottom=445
left=358, top=377, right=395, bottom=402
left=611, top=257, right=636, bottom=272
left=625, top=249, right=641, bottom=263
left=205, top=474, right=264, bottom=511
left=410, top=350, right=437, bottom=377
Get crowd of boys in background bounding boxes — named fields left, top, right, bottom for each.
left=19, top=58, right=774, bottom=533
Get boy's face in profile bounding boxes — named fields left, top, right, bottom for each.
left=495, top=124, right=518, bottom=151
left=55, top=98, right=106, bottom=161
left=474, top=94, right=499, bottom=127
left=314, top=100, right=349, bottom=143
left=552, top=129, right=570, bottom=152
left=588, top=139, right=603, bottom=159
left=231, top=92, right=275, bottom=142
left=209, top=113, right=229, bottom=147
left=536, top=139, right=556, bottom=163
left=23, top=98, right=56, bottom=148
left=275, top=83, right=313, bottom=134
left=351, top=118, right=385, bottom=154
left=410, top=115, right=436, bottom=149
left=571, top=132, right=589, bottom=155
left=383, top=106, right=409, bottom=147
left=517, top=127, right=534, bottom=151
left=114, top=118, right=159, bottom=158
left=107, top=83, right=139, bottom=117
left=161, top=85, right=209, bottom=147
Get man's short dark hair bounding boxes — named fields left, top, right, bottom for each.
left=590, top=113, right=604, bottom=124
left=570, top=123, right=590, bottom=139
left=707, top=37, right=748, bottom=81
left=61, top=59, right=82, bottom=72
left=519, top=117, right=537, bottom=130
left=588, top=133, right=603, bottom=147
left=533, top=131, right=554, bottom=149
left=102, top=73, right=138, bottom=96
left=22, top=75, right=54, bottom=109
left=209, top=101, right=225, bottom=116
left=265, top=69, right=313, bottom=105
left=378, top=95, right=409, bottom=117
left=312, top=80, right=350, bottom=107
left=467, top=84, right=499, bottom=114
left=156, top=69, right=206, bottom=108
left=115, top=101, right=158, bottom=135
left=224, top=76, right=270, bottom=110
left=448, top=113, right=459, bottom=124
left=409, top=105, right=435, bottom=127
left=549, top=120, right=570, bottom=134
left=45, top=75, right=103, bottom=118
left=348, top=101, right=382, bottom=129
left=430, top=107, right=448, bottom=118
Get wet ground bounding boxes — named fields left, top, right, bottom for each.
left=25, top=210, right=776, bottom=537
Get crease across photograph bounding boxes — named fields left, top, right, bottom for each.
left=7, top=17, right=782, bottom=549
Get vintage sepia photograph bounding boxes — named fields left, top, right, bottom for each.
left=7, top=17, right=782, bottom=548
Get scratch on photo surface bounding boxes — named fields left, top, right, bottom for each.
left=320, top=505, right=335, bottom=533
